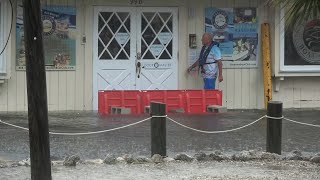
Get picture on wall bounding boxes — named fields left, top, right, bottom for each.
left=281, top=15, right=320, bottom=72
left=16, top=2, right=77, bottom=71
left=205, top=7, right=259, bottom=68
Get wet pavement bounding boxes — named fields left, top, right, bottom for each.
left=0, top=109, right=319, bottom=161
left=0, top=109, right=320, bottom=179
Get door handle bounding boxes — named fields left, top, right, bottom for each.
left=136, top=61, right=141, bottom=78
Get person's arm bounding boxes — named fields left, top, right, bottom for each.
left=213, top=45, right=223, bottom=82
left=217, top=60, right=223, bottom=82
left=187, top=59, right=199, bottom=73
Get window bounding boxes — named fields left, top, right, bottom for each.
left=0, top=0, right=12, bottom=78
left=0, top=2, right=4, bottom=74
left=279, top=8, right=320, bottom=73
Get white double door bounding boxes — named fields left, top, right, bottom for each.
left=93, top=7, right=178, bottom=109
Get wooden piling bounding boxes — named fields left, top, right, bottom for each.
left=150, top=102, right=166, bottom=157
left=266, top=101, right=283, bottom=155
left=23, top=0, right=52, bottom=179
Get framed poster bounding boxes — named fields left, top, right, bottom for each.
left=205, top=7, right=259, bottom=69
left=16, top=2, right=77, bottom=71
left=280, top=9, right=320, bottom=72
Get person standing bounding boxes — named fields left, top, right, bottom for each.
left=187, top=33, right=223, bottom=89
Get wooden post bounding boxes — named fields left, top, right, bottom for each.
left=261, top=23, right=272, bottom=109
left=23, top=0, right=52, bottom=179
left=150, top=102, right=166, bottom=157
left=266, top=101, right=283, bottom=155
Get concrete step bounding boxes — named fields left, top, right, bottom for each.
left=144, top=106, right=150, bottom=114
left=207, top=105, right=227, bottom=113
left=169, top=108, right=185, bottom=113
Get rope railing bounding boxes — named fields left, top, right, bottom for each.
left=0, top=117, right=152, bottom=136
left=166, top=115, right=266, bottom=134
left=283, top=117, right=320, bottom=128
left=0, top=114, right=318, bottom=136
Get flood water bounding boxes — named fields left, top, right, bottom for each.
left=0, top=109, right=319, bottom=179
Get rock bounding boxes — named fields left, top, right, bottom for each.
left=260, top=152, right=281, bottom=160
left=104, top=155, right=117, bottom=165
left=194, top=152, right=207, bottom=161
left=310, top=156, right=320, bottom=163
left=135, top=156, right=151, bottom=164
left=151, top=154, right=163, bottom=163
left=85, top=159, right=104, bottom=165
left=163, top=157, right=175, bottom=163
left=123, top=154, right=135, bottom=164
left=18, top=158, right=31, bottom=166
left=286, top=151, right=303, bottom=161
left=51, top=161, right=63, bottom=166
left=63, top=155, right=80, bottom=166
left=209, top=151, right=225, bottom=161
left=292, top=150, right=302, bottom=156
left=232, top=150, right=258, bottom=161
left=10, top=162, right=19, bottom=167
left=116, top=157, right=126, bottom=163
left=174, top=153, right=193, bottom=162
left=0, top=160, right=7, bottom=168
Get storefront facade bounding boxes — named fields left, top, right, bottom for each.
left=0, top=0, right=319, bottom=112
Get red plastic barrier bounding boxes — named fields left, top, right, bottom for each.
left=141, top=90, right=166, bottom=112
left=185, top=90, right=222, bottom=113
left=123, top=90, right=142, bottom=114
left=140, top=90, right=186, bottom=113
left=98, top=90, right=106, bottom=114
left=98, top=90, right=141, bottom=114
left=166, top=90, right=186, bottom=112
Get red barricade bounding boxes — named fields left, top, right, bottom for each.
left=98, top=90, right=141, bottom=114
left=166, top=90, right=186, bottom=112
left=185, top=90, right=222, bottom=113
left=98, top=89, right=222, bottom=114
left=141, top=90, right=186, bottom=113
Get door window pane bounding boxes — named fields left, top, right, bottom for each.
left=98, top=11, right=130, bottom=60
left=141, top=12, right=173, bottom=60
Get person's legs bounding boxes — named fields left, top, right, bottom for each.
left=203, top=78, right=216, bottom=89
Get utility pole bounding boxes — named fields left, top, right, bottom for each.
left=23, top=0, right=52, bottom=179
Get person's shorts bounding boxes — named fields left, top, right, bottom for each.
left=203, top=78, right=216, bottom=89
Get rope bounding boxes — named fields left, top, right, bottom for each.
left=265, top=115, right=284, bottom=120
left=0, top=117, right=152, bottom=136
left=151, top=115, right=167, bottom=118
left=166, top=115, right=266, bottom=134
left=0, top=120, right=29, bottom=131
left=283, top=117, right=320, bottom=128
left=1, top=115, right=318, bottom=136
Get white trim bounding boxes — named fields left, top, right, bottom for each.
left=279, top=7, right=320, bottom=73
left=92, top=6, right=137, bottom=110
left=0, top=0, right=11, bottom=79
left=0, top=1, right=7, bottom=73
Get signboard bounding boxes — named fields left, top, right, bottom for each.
left=143, top=62, right=172, bottom=69
left=150, top=44, right=164, bottom=57
left=16, top=2, right=77, bottom=70
left=115, top=32, right=129, bottom=45
left=205, top=7, right=259, bottom=68
left=281, top=15, right=320, bottom=72
left=158, top=32, right=172, bottom=45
